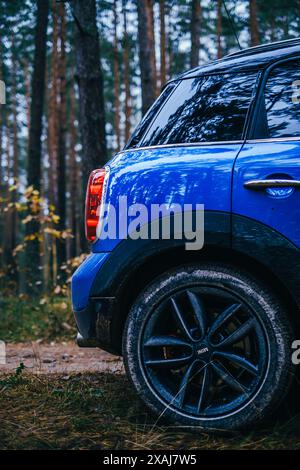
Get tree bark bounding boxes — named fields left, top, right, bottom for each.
left=72, top=0, right=107, bottom=189
left=137, top=0, right=157, bottom=115
left=249, top=0, right=260, bottom=46
left=27, top=0, right=49, bottom=193
left=23, top=59, right=31, bottom=134
left=47, top=0, right=58, bottom=206
left=159, top=0, right=166, bottom=87
left=122, top=0, right=131, bottom=142
left=190, top=0, right=201, bottom=68
left=57, top=1, right=67, bottom=266
left=11, top=35, right=18, bottom=274
left=113, top=0, right=121, bottom=152
left=26, top=0, right=49, bottom=293
left=69, top=77, right=81, bottom=258
left=217, top=0, right=222, bottom=59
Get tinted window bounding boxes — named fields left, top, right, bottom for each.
left=139, top=72, right=257, bottom=146
left=264, top=59, right=300, bottom=138
left=125, top=82, right=176, bottom=149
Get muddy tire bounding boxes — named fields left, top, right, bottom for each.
left=123, top=263, right=294, bottom=432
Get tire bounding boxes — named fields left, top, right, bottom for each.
left=123, top=263, right=294, bottom=432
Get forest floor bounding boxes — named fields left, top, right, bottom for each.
left=1, top=297, right=300, bottom=450
left=1, top=341, right=123, bottom=374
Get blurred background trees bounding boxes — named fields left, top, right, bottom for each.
left=0, top=0, right=300, bottom=297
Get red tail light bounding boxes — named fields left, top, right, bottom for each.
left=85, top=168, right=106, bottom=242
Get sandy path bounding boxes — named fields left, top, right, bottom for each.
left=0, top=341, right=124, bottom=375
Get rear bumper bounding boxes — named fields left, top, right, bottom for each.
left=73, top=297, right=118, bottom=354
left=71, top=252, right=120, bottom=354
left=71, top=253, right=109, bottom=311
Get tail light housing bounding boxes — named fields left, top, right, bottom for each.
left=85, top=168, right=106, bottom=242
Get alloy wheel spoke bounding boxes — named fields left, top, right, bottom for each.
left=170, top=297, right=194, bottom=341
left=187, top=290, right=207, bottom=339
left=216, top=318, right=255, bottom=348
left=208, top=303, right=241, bottom=338
left=145, top=356, right=191, bottom=369
left=177, top=361, right=197, bottom=407
left=144, top=335, right=192, bottom=350
left=213, top=351, right=258, bottom=376
left=211, top=361, right=248, bottom=393
left=197, top=365, right=212, bottom=412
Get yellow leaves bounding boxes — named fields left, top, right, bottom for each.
left=13, top=244, right=25, bottom=255
left=51, top=214, right=60, bottom=224
left=15, top=202, right=26, bottom=212
left=22, top=215, right=34, bottom=224
left=61, top=229, right=73, bottom=240
left=24, top=233, right=38, bottom=241
left=43, top=227, right=73, bottom=240
left=54, top=285, right=62, bottom=295
left=9, top=184, right=18, bottom=192
left=24, top=185, right=34, bottom=198
left=44, top=227, right=61, bottom=238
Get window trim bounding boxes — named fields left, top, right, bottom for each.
left=247, top=55, right=300, bottom=140
left=120, top=140, right=245, bottom=155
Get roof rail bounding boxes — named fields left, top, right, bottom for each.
left=227, top=37, right=300, bottom=58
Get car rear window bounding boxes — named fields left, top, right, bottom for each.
left=128, top=72, right=257, bottom=148
left=125, top=82, right=176, bottom=150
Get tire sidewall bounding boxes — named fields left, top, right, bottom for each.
left=123, top=264, right=294, bottom=432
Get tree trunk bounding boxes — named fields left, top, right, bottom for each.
left=159, top=0, right=166, bottom=87
left=69, top=77, right=81, bottom=258
left=122, top=0, right=131, bottom=143
left=11, top=36, right=18, bottom=279
left=0, top=45, right=2, bottom=189
left=137, top=0, right=157, bottom=115
left=57, top=1, right=67, bottom=266
left=190, top=0, right=201, bottom=68
left=23, top=59, right=31, bottom=134
left=72, top=0, right=107, bottom=189
left=113, top=0, right=121, bottom=152
left=2, top=121, right=13, bottom=277
left=26, top=0, right=49, bottom=294
left=249, top=0, right=260, bottom=46
left=217, top=0, right=222, bottom=59
left=27, top=0, right=49, bottom=193
left=47, top=0, right=58, bottom=206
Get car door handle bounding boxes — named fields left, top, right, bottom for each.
left=244, top=179, right=300, bottom=189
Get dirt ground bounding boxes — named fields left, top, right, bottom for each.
left=0, top=342, right=124, bottom=375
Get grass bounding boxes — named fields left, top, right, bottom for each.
left=1, top=369, right=300, bottom=450
left=1, top=296, right=300, bottom=450
left=0, top=296, right=76, bottom=343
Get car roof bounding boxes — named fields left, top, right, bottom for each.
left=174, top=38, right=300, bottom=80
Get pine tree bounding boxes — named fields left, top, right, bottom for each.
left=26, top=0, right=49, bottom=294
left=72, top=0, right=107, bottom=188
left=137, top=0, right=157, bottom=115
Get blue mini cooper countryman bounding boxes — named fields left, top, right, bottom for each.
left=72, top=39, right=300, bottom=432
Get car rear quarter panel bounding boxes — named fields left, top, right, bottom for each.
left=92, top=144, right=242, bottom=253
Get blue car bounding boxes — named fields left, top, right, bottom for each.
left=72, top=38, right=300, bottom=432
